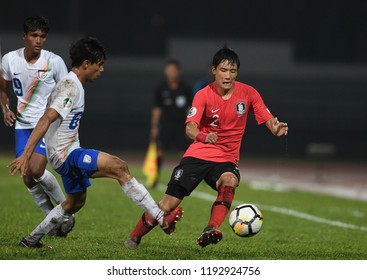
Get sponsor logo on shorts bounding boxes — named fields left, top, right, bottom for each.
left=174, top=169, right=184, bottom=180
left=187, top=107, right=197, bottom=118
left=83, top=154, right=92, bottom=164
left=236, top=102, right=246, bottom=115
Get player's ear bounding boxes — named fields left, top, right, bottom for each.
left=211, top=66, right=216, bottom=75
left=82, top=60, right=91, bottom=69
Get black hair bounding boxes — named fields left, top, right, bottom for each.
left=165, top=59, right=181, bottom=69
left=69, top=37, right=106, bottom=67
left=23, top=15, right=49, bottom=34
left=212, top=45, right=240, bottom=69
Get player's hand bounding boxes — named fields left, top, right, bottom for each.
left=3, top=110, right=16, bottom=127
left=205, top=132, right=218, bottom=144
left=7, top=155, right=28, bottom=177
left=270, top=117, right=288, bottom=136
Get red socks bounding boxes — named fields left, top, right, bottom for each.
left=130, top=211, right=158, bottom=239
left=208, top=185, right=235, bottom=228
left=130, top=185, right=235, bottom=238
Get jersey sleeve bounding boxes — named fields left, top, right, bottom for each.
left=185, top=90, right=206, bottom=125
left=53, top=56, right=68, bottom=83
left=250, top=87, right=274, bottom=125
left=1, top=54, right=11, bottom=81
left=49, top=79, right=77, bottom=119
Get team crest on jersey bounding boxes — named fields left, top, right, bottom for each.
left=83, top=154, right=92, bottom=164
left=235, top=102, right=246, bottom=115
left=174, top=169, right=184, bottom=180
left=187, top=107, right=197, bottom=118
left=63, top=98, right=73, bottom=108
left=37, top=70, right=49, bottom=80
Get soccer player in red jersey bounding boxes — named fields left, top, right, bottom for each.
left=124, top=46, right=288, bottom=248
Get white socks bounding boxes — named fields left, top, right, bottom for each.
left=26, top=204, right=71, bottom=244
left=35, top=169, right=66, bottom=204
left=122, top=178, right=164, bottom=226
left=28, top=184, right=54, bottom=215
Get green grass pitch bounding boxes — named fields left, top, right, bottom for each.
left=0, top=156, right=366, bottom=260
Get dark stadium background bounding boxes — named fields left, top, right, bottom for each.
left=1, top=0, right=367, bottom=160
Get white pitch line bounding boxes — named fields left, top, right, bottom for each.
left=192, top=191, right=367, bottom=232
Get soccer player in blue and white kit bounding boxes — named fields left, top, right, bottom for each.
left=0, top=16, right=74, bottom=236
left=9, top=37, right=183, bottom=248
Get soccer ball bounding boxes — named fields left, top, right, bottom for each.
left=229, top=203, right=263, bottom=237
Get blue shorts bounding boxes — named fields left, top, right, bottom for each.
left=55, top=148, right=100, bottom=194
left=15, top=129, right=46, bottom=158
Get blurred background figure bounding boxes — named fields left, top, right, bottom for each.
left=192, top=63, right=212, bottom=97
left=149, top=59, right=192, bottom=188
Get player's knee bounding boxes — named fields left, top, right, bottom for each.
left=219, top=173, right=238, bottom=188
left=62, top=199, right=85, bottom=214
left=23, top=174, right=37, bottom=188
left=112, top=157, right=130, bottom=178
left=29, top=165, right=45, bottom=180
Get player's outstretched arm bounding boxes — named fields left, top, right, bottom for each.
left=265, top=117, right=288, bottom=137
left=8, top=108, right=59, bottom=176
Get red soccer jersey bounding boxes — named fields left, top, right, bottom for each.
left=183, top=81, right=273, bottom=164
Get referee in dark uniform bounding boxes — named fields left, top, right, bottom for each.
left=150, top=59, right=193, bottom=188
